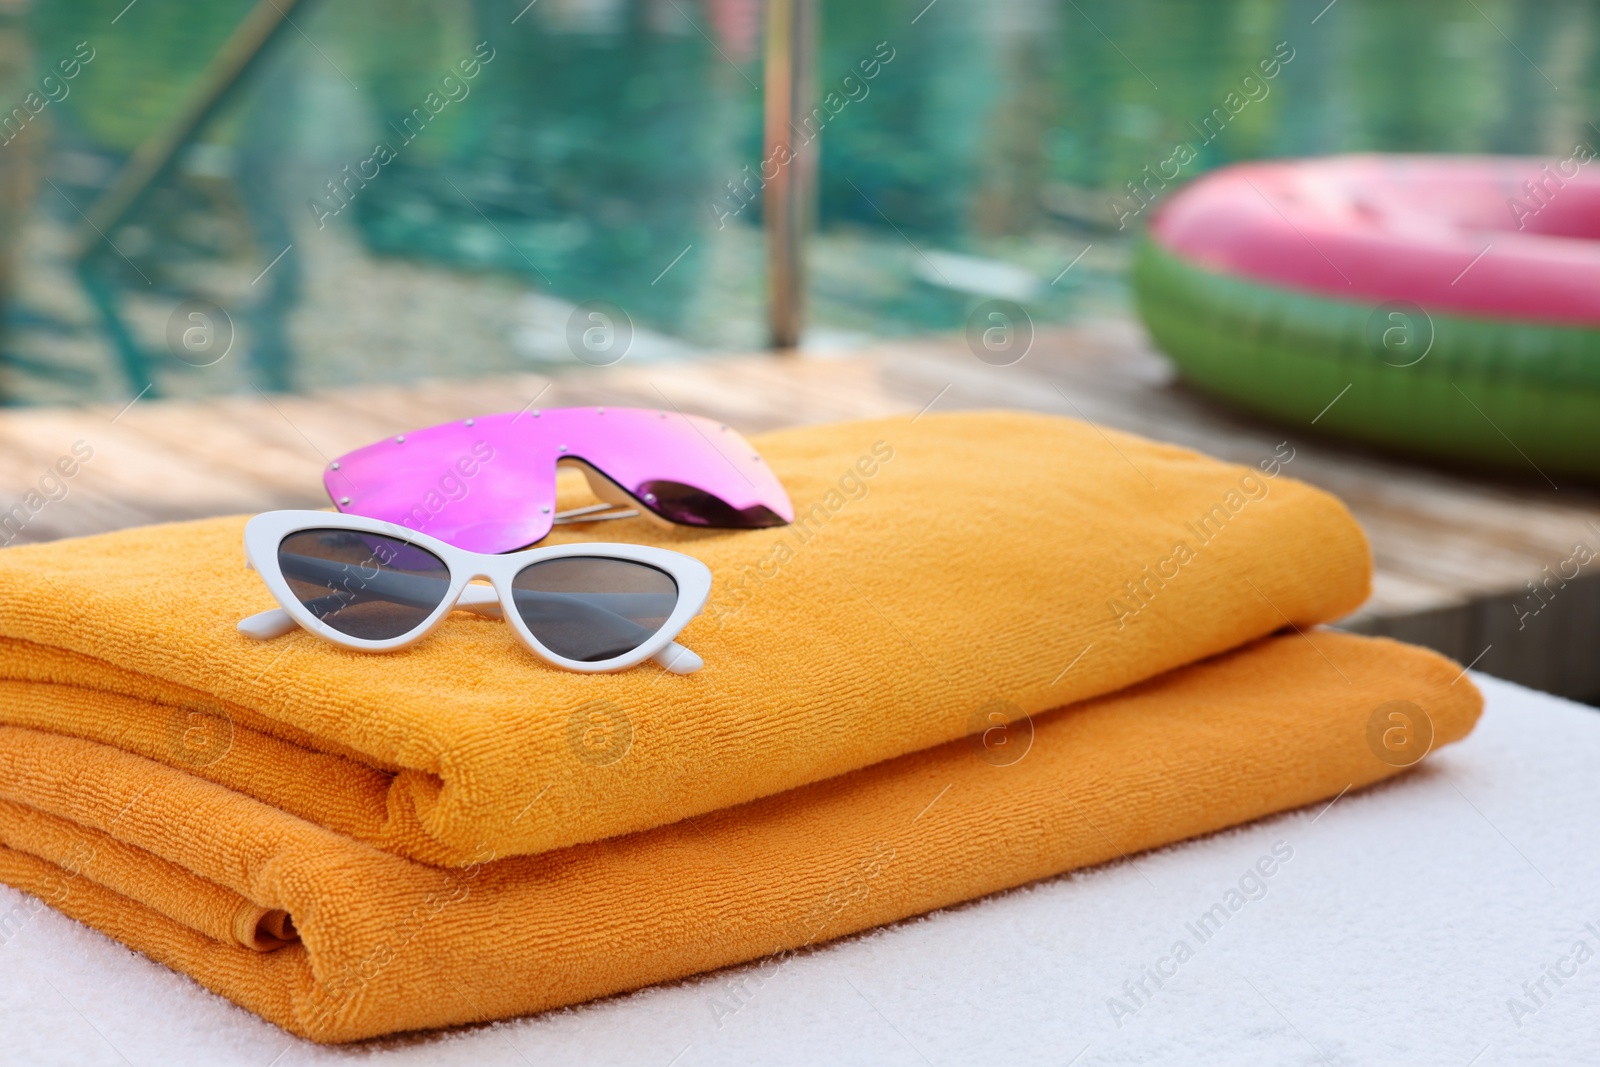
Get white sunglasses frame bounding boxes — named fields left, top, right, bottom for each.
left=237, top=510, right=712, bottom=674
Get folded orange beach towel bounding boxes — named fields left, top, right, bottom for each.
left=0, top=632, right=1479, bottom=1041
left=0, top=412, right=1370, bottom=865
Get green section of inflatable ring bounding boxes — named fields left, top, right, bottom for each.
left=1132, top=238, right=1600, bottom=477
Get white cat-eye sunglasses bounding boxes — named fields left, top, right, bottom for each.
left=237, top=510, right=711, bottom=674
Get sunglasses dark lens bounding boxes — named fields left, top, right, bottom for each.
left=277, top=529, right=451, bottom=641
left=636, top=479, right=789, bottom=528
left=511, top=557, right=678, bottom=662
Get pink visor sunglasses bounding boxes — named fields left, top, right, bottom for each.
left=324, top=407, right=794, bottom=554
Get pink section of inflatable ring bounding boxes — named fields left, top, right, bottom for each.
left=1148, top=153, right=1600, bottom=325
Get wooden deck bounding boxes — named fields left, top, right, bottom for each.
left=4, top=315, right=1597, bottom=699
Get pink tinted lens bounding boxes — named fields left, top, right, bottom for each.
left=325, top=407, right=794, bottom=553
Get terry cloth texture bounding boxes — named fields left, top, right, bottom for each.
left=0, top=411, right=1372, bottom=865
left=0, top=633, right=1479, bottom=1042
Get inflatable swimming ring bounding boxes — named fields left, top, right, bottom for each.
left=1133, top=154, right=1600, bottom=478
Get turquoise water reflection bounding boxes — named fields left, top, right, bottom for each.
left=0, top=0, right=1589, bottom=400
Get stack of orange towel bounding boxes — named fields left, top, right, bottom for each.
left=0, top=411, right=1479, bottom=1040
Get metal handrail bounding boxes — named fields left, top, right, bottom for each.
left=762, top=0, right=817, bottom=351
left=69, top=0, right=312, bottom=263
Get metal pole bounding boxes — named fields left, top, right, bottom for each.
left=763, top=0, right=817, bottom=351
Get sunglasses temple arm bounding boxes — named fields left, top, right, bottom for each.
left=237, top=608, right=301, bottom=640
left=653, top=642, right=702, bottom=674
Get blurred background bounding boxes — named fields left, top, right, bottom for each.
left=0, top=0, right=1588, bottom=403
